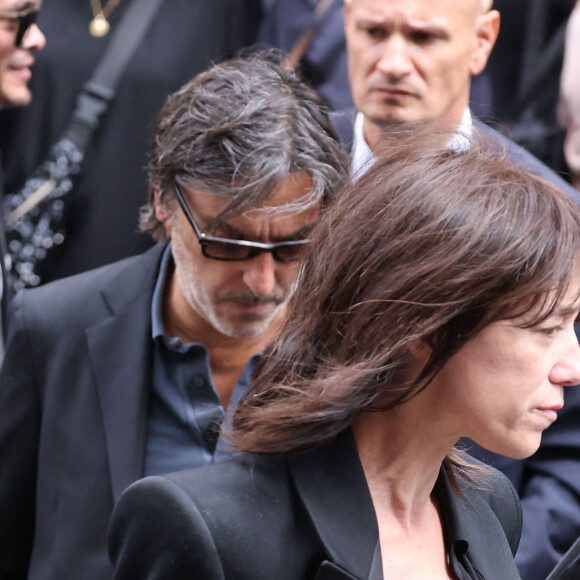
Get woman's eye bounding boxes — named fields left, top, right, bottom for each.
left=539, top=325, right=563, bottom=336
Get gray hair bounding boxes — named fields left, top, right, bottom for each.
left=141, top=52, right=349, bottom=241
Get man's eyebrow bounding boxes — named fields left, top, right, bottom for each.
left=11, top=1, right=36, bottom=11
left=208, top=220, right=314, bottom=242
left=403, top=20, right=449, bottom=37
left=5, top=1, right=37, bottom=13
left=271, top=224, right=315, bottom=242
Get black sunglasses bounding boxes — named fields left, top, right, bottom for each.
left=172, top=183, right=310, bottom=262
left=0, top=9, right=39, bottom=47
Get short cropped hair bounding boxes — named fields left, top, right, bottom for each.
left=231, top=126, right=580, bottom=485
left=140, top=53, right=349, bottom=241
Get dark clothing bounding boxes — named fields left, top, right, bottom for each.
left=109, top=429, right=522, bottom=580
left=0, top=0, right=261, bottom=284
left=486, top=0, right=577, bottom=173
left=0, top=244, right=252, bottom=579
left=0, top=156, right=6, bottom=359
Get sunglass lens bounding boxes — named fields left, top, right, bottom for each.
left=16, top=11, right=38, bottom=46
left=275, top=244, right=305, bottom=262
left=204, top=241, right=251, bottom=261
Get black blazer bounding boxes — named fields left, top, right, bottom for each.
left=109, top=430, right=522, bottom=580
left=0, top=244, right=165, bottom=580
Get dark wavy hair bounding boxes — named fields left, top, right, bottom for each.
left=140, top=52, right=348, bottom=240
left=230, top=126, right=580, bottom=485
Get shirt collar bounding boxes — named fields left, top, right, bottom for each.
left=151, top=242, right=175, bottom=344
left=351, top=110, right=375, bottom=179
left=351, top=108, right=474, bottom=177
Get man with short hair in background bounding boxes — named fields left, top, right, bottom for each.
left=0, top=54, right=348, bottom=580
left=341, top=0, right=578, bottom=198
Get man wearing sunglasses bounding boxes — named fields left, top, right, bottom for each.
left=0, top=0, right=44, bottom=361
left=0, top=0, right=44, bottom=108
left=0, top=54, right=347, bottom=579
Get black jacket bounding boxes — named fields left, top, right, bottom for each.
left=109, top=429, right=522, bottom=580
left=0, top=244, right=165, bottom=580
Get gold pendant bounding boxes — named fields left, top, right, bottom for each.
left=89, top=13, right=110, bottom=37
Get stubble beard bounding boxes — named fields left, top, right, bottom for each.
left=171, top=234, right=292, bottom=340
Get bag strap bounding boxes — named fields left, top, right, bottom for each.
left=64, top=0, right=165, bottom=151
left=545, top=533, right=580, bottom=579
left=284, top=0, right=337, bottom=70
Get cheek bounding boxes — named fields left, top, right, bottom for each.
left=276, top=263, right=300, bottom=289
left=0, top=41, right=12, bottom=65
left=350, top=42, right=376, bottom=72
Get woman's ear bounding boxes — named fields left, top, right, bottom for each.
left=407, top=338, right=432, bottom=367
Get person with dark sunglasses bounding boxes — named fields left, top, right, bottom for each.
left=0, top=6, right=39, bottom=47
left=0, top=0, right=44, bottom=362
left=0, top=1, right=44, bottom=108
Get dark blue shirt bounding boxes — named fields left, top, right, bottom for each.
left=144, top=245, right=260, bottom=476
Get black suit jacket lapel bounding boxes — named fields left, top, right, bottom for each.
left=439, top=468, right=522, bottom=579
left=87, top=244, right=165, bottom=501
left=287, top=429, right=378, bottom=580
left=289, top=430, right=521, bottom=580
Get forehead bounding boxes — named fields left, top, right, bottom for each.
left=188, top=171, right=316, bottom=219
left=0, top=0, right=40, bottom=9
left=349, top=0, right=479, bottom=27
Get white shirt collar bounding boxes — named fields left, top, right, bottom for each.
left=351, top=108, right=473, bottom=177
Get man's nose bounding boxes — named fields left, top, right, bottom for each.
left=21, top=24, right=46, bottom=51
left=549, top=327, right=580, bottom=387
left=241, top=251, right=277, bottom=298
left=377, top=35, right=413, bottom=79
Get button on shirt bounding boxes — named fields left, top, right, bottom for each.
left=144, top=244, right=260, bottom=477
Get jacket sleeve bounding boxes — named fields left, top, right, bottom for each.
left=109, top=476, right=226, bottom=580
left=0, top=292, right=42, bottom=579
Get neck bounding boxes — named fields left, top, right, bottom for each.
left=162, top=268, right=285, bottom=404
left=351, top=397, right=457, bottom=527
left=362, top=111, right=467, bottom=154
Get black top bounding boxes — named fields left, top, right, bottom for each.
left=109, top=429, right=523, bottom=579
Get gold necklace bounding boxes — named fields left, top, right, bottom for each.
left=89, top=0, right=123, bottom=37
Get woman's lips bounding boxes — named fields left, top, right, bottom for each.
left=535, top=403, right=564, bottom=422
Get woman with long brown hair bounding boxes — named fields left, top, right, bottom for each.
left=110, top=129, right=580, bottom=580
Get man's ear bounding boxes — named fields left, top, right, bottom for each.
left=470, top=9, right=500, bottom=76
left=344, top=0, right=352, bottom=35
left=153, top=185, right=173, bottom=238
